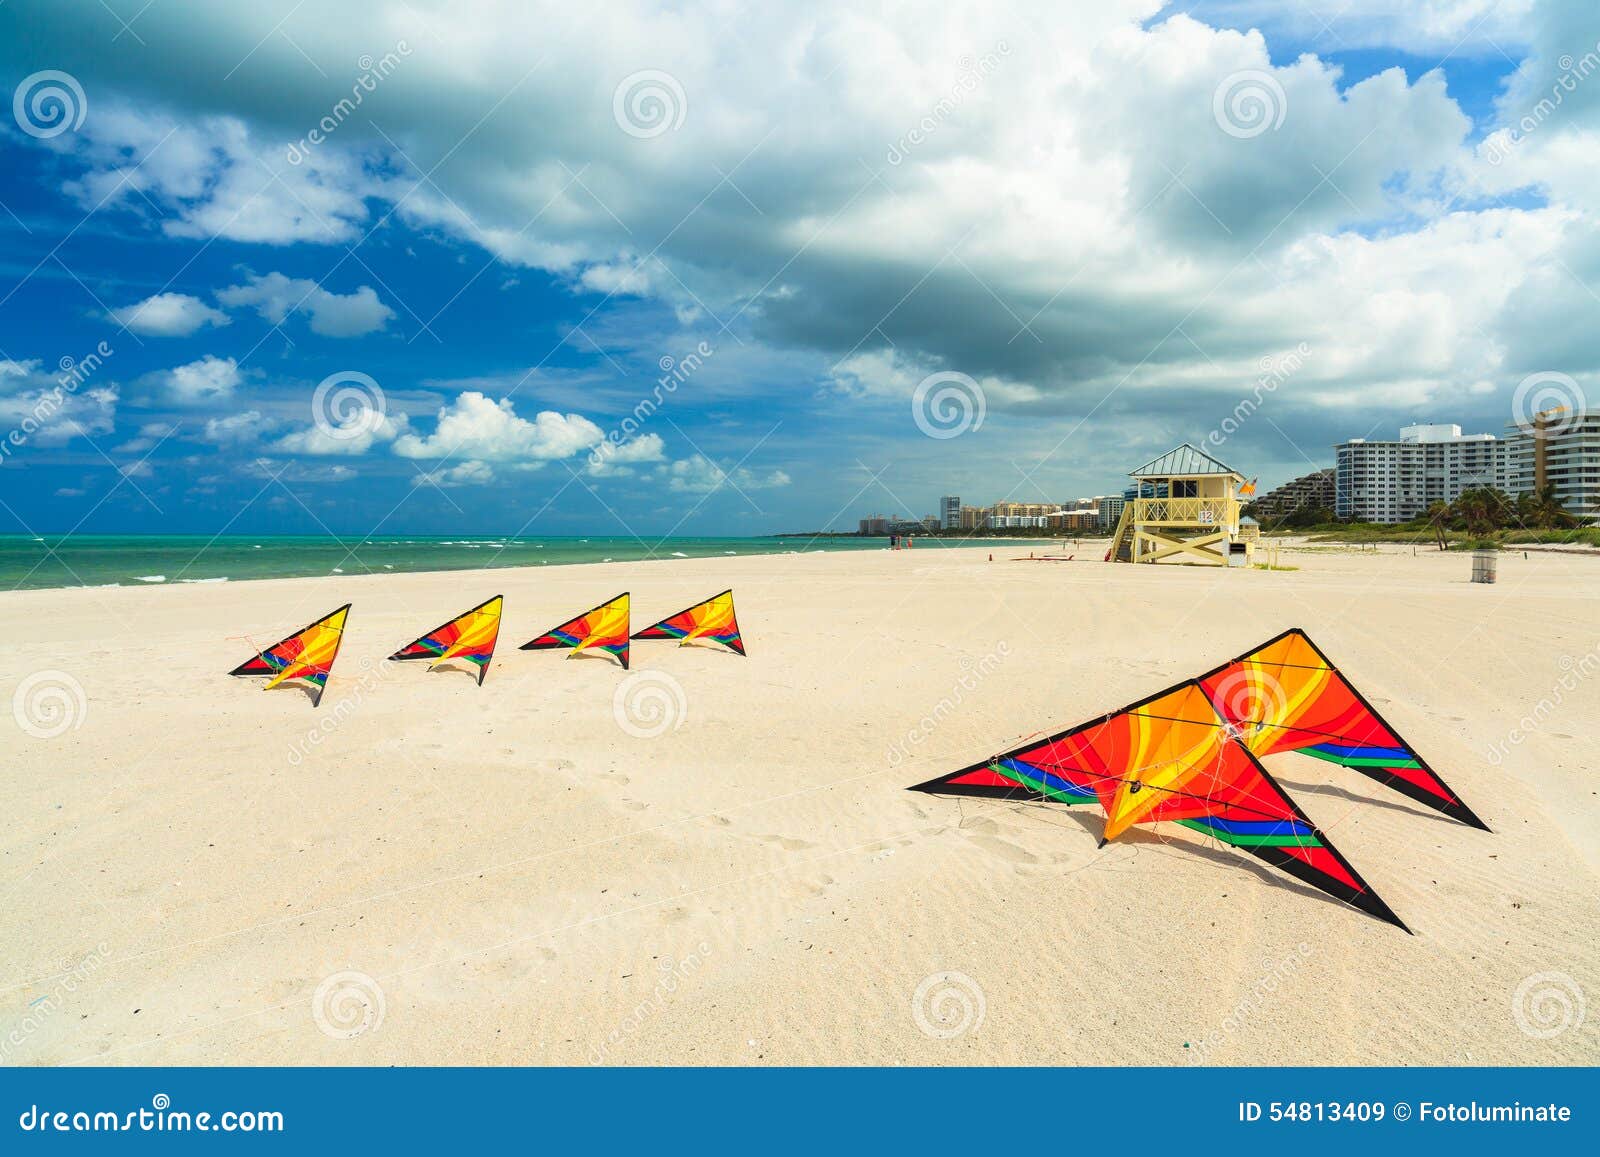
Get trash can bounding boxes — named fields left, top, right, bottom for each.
left=1471, top=548, right=1497, bottom=584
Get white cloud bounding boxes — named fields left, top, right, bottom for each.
left=588, top=431, right=666, bottom=475
left=273, top=410, right=409, bottom=456
left=245, top=457, right=358, bottom=483
left=419, top=460, right=495, bottom=487
left=110, top=292, right=230, bottom=336
left=165, top=356, right=241, bottom=404
left=664, top=454, right=791, bottom=494
left=0, top=359, right=118, bottom=446
left=117, top=422, right=177, bottom=453
left=202, top=410, right=271, bottom=445
left=392, top=392, right=604, bottom=463
left=217, top=272, right=396, bottom=337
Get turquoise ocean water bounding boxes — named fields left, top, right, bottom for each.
left=0, top=534, right=903, bottom=591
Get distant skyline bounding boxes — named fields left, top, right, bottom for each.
left=2, top=2, right=1596, bottom=537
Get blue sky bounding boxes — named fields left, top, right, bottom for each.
left=1, top=1, right=1595, bottom=535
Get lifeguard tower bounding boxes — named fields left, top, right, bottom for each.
left=1107, top=443, right=1252, bottom=566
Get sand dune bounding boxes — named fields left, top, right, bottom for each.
left=2, top=542, right=1596, bottom=1065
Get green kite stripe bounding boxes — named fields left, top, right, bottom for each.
left=1174, top=818, right=1325, bottom=848
left=1298, top=748, right=1421, bottom=770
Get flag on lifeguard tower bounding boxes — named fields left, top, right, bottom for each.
left=1237, top=477, right=1258, bottom=499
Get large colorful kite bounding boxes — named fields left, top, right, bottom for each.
left=388, top=595, right=503, bottom=685
left=1196, top=629, right=1488, bottom=831
left=633, top=589, right=745, bottom=655
left=521, top=592, right=630, bottom=669
left=229, top=603, right=351, bottom=708
left=911, top=631, right=1487, bottom=930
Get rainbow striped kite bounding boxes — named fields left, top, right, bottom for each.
left=1196, top=628, right=1487, bottom=831
left=389, top=595, right=503, bottom=685
left=911, top=631, right=1487, bottom=930
left=521, top=592, right=630, bottom=669
left=633, top=589, right=744, bottom=655
left=229, top=603, right=350, bottom=708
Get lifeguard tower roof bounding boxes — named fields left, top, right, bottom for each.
left=1130, top=443, right=1243, bottom=480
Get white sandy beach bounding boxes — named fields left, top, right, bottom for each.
left=3, top=543, right=1597, bottom=1066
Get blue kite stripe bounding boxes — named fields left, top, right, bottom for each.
left=996, top=758, right=1097, bottom=798
left=1309, top=742, right=1409, bottom=761
left=1182, top=815, right=1314, bottom=837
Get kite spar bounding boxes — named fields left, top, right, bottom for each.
left=521, top=592, right=631, bottom=669
left=229, top=603, right=351, bottom=708
left=389, top=595, right=503, bottom=685
left=911, top=678, right=1410, bottom=930
left=632, top=589, right=745, bottom=655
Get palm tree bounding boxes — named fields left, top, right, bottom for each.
left=1450, top=487, right=1510, bottom=539
left=1424, top=501, right=1452, bottom=550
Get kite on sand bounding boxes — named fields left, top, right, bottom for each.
left=632, top=589, right=745, bottom=655
left=229, top=604, right=351, bottom=708
left=911, top=630, right=1487, bottom=931
left=388, top=595, right=503, bottom=685
left=521, top=593, right=631, bottom=669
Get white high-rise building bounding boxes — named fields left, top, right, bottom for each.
left=1334, top=423, right=1507, bottom=523
left=940, top=495, right=960, bottom=529
left=1504, top=409, right=1600, bottom=523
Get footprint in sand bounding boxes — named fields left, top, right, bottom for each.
left=705, top=815, right=733, bottom=827
left=964, top=832, right=1039, bottom=865
left=760, top=834, right=819, bottom=852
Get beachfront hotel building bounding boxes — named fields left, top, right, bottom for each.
left=1334, top=424, right=1507, bottom=523
left=940, top=495, right=961, bottom=529
left=1503, top=408, right=1600, bottom=522
left=1252, top=468, right=1335, bottom=521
